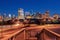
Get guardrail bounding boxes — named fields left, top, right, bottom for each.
left=1, top=28, right=25, bottom=40
left=1, top=26, right=60, bottom=40
left=45, top=28, right=60, bottom=40
left=25, top=28, right=60, bottom=40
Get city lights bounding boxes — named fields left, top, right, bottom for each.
left=14, top=23, right=20, bottom=26
left=0, top=0, right=60, bottom=40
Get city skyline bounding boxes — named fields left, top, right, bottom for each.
left=0, top=0, right=60, bottom=16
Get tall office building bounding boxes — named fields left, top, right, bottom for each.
left=8, top=14, right=11, bottom=19
left=18, top=8, right=25, bottom=19
left=45, top=11, right=50, bottom=18
left=53, top=14, right=59, bottom=20
left=3, top=13, right=7, bottom=21
left=0, top=16, right=3, bottom=22
left=25, top=12, right=32, bottom=19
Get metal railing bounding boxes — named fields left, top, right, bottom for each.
left=25, top=28, right=60, bottom=40
left=45, top=28, right=60, bottom=40
left=1, top=26, right=60, bottom=40
left=1, top=28, right=25, bottom=40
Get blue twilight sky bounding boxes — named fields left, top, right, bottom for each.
left=0, top=0, right=60, bottom=16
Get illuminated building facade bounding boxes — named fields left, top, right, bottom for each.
left=18, top=8, right=25, bottom=19
left=53, top=14, right=59, bottom=20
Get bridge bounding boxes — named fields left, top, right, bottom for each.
left=0, top=24, right=60, bottom=40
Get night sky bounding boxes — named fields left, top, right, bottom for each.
left=0, top=0, right=60, bottom=16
